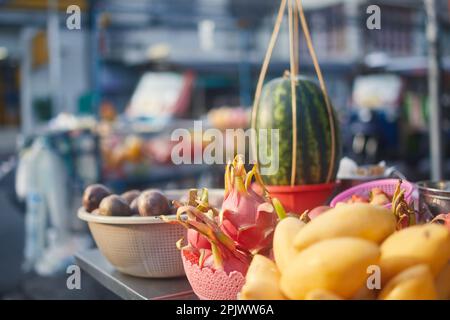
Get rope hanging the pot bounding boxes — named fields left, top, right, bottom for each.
left=251, top=0, right=337, bottom=186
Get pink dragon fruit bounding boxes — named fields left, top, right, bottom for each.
left=185, top=189, right=212, bottom=250
left=171, top=202, right=251, bottom=274
left=220, top=155, right=278, bottom=255
left=187, top=229, right=211, bottom=250
left=431, top=213, right=450, bottom=231
left=391, top=180, right=416, bottom=230
left=165, top=155, right=283, bottom=275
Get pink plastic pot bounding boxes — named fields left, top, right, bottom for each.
left=330, top=179, right=415, bottom=209
left=181, top=251, right=245, bottom=300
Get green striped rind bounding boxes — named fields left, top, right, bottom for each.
left=254, top=76, right=341, bottom=185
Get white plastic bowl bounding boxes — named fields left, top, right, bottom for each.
left=78, top=189, right=224, bottom=278
left=78, top=208, right=186, bottom=278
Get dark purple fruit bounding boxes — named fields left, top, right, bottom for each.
left=137, top=190, right=170, bottom=216
left=83, top=184, right=112, bottom=212
left=169, top=206, right=177, bottom=215
left=130, top=197, right=139, bottom=216
left=98, top=195, right=131, bottom=216
left=121, top=190, right=140, bottom=205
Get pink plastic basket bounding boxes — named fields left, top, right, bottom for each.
left=330, top=179, right=415, bottom=208
left=182, top=252, right=245, bottom=300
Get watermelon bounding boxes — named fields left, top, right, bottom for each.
left=252, top=75, right=340, bottom=185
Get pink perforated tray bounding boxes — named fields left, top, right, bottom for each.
left=182, top=252, right=245, bottom=300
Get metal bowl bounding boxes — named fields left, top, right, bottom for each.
left=417, top=181, right=450, bottom=222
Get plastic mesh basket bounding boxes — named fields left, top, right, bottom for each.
left=330, top=179, right=415, bottom=208
left=182, top=251, right=245, bottom=300
left=78, top=209, right=186, bottom=278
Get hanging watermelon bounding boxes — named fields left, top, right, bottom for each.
left=253, top=73, right=341, bottom=186
left=247, top=0, right=341, bottom=215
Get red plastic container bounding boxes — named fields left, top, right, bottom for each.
left=262, top=182, right=338, bottom=214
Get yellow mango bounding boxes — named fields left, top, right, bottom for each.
left=294, top=203, right=396, bottom=251
left=435, top=263, right=450, bottom=300
left=305, top=289, right=342, bottom=300
left=380, top=224, right=450, bottom=283
left=281, top=237, right=380, bottom=299
left=240, top=255, right=285, bottom=300
left=273, top=217, right=305, bottom=272
left=352, top=286, right=378, bottom=300
left=379, top=264, right=437, bottom=300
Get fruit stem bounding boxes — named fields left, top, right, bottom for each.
left=300, top=210, right=311, bottom=223
left=244, top=167, right=254, bottom=191
left=211, top=243, right=223, bottom=270
left=200, top=188, right=209, bottom=204
left=224, top=161, right=232, bottom=196
left=235, top=176, right=247, bottom=194
left=245, top=164, right=268, bottom=198
left=255, top=165, right=270, bottom=198
left=196, top=188, right=210, bottom=212
left=175, top=238, right=184, bottom=250
left=188, top=189, right=198, bottom=206
left=199, top=249, right=207, bottom=268
left=272, top=198, right=287, bottom=220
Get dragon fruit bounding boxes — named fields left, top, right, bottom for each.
left=187, top=229, right=211, bottom=250
left=172, top=201, right=251, bottom=274
left=391, top=180, right=416, bottom=230
left=165, top=155, right=283, bottom=275
left=185, top=189, right=211, bottom=250
left=431, top=213, right=450, bottom=231
left=220, top=155, right=278, bottom=255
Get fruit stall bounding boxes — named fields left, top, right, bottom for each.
left=76, top=161, right=450, bottom=300
left=73, top=0, right=450, bottom=301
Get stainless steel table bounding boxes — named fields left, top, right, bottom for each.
left=75, top=249, right=197, bottom=300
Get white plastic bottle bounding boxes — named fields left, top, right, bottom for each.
left=21, top=138, right=47, bottom=272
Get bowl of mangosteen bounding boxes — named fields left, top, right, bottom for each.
left=78, top=184, right=223, bottom=278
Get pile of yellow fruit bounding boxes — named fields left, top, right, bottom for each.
left=240, top=203, right=450, bottom=300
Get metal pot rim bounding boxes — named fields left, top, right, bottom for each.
left=417, top=180, right=450, bottom=194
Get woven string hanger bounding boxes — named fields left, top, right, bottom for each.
left=251, top=0, right=337, bottom=186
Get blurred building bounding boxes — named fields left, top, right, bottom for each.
left=0, top=0, right=449, bottom=164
